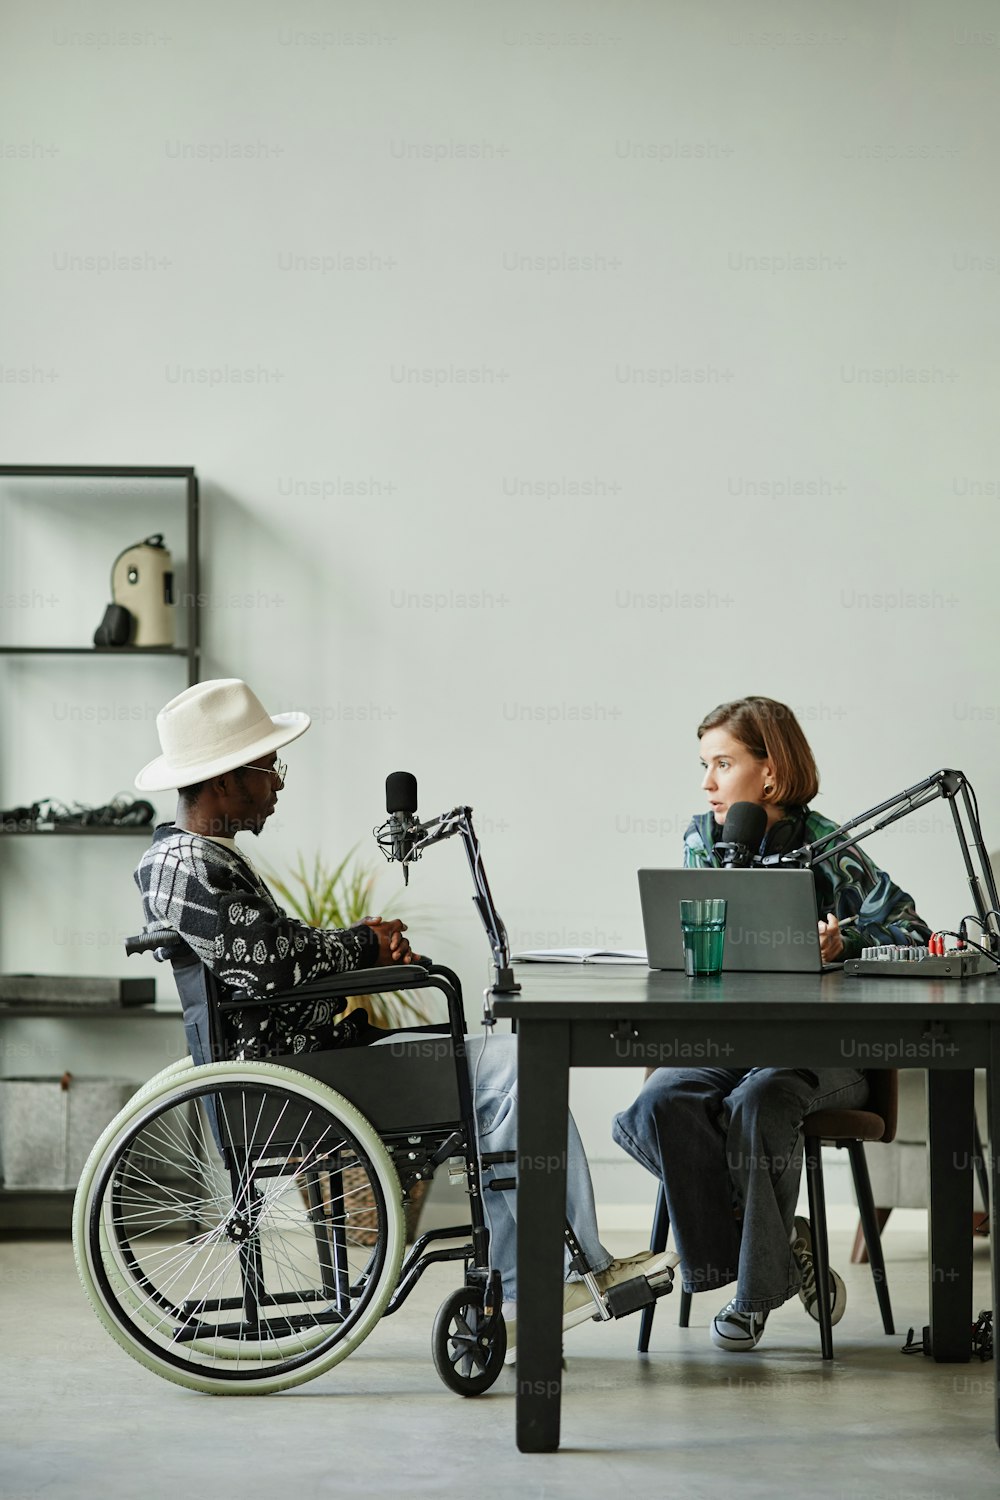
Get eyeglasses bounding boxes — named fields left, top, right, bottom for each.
left=242, top=757, right=287, bottom=787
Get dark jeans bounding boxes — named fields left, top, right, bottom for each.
left=612, top=1066, right=869, bottom=1312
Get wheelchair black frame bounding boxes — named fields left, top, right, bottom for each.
left=134, top=933, right=508, bottom=1328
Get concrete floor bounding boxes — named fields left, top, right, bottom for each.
left=2, top=1224, right=997, bottom=1500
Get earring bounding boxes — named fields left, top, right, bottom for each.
left=763, top=784, right=774, bottom=795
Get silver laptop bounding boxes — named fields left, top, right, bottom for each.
left=639, top=868, right=824, bottom=973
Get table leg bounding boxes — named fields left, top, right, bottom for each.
left=926, top=1069, right=973, bottom=1361
left=515, top=1019, right=570, bottom=1454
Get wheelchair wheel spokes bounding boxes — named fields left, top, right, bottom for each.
left=76, top=1064, right=405, bottom=1394
left=449, top=1307, right=486, bottom=1379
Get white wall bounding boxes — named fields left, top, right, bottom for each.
left=2, top=0, right=999, bottom=1216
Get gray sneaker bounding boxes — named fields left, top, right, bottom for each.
left=791, top=1216, right=846, bottom=1325
left=711, top=1299, right=768, bottom=1351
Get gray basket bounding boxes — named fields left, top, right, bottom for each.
left=0, top=1075, right=139, bottom=1189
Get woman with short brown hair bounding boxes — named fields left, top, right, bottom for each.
left=689, top=695, right=929, bottom=961
left=613, top=696, right=931, bottom=1351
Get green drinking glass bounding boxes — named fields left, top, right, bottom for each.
left=679, top=898, right=727, bottom=977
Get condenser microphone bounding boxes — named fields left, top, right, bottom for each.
left=716, top=802, right=768, bottom=868
left=385, top=771, right=419, bottom=879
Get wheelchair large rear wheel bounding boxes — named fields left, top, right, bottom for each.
left=74, top=1063, right=405, bottom=1394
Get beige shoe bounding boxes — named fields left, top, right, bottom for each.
left=502, top=1249, right=678, bottom=1363
left=502, top=1301, right=518, bottom=1363
left=563, top=1249, right=679, bottom=1331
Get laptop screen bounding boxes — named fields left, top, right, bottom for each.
left=639, top=868, right=823, bottom=973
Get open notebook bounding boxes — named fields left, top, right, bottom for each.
left=511, top=948, right=647, bottom=965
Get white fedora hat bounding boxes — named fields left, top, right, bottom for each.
left=135, top=678, right=311, bottom=792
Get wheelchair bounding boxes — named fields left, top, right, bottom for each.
left=75, top=932, right=675, bottom=1397
left=72, top=934, right=522, bottom=1396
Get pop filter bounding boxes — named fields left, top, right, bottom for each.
left=386, top=771, right=418, bottom=818
left=716, top=802, right=768, bottom=868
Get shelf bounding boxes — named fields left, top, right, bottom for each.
left=0, top=1191, right=75, bottom=1232
left=0, top=826, right=154, bottom=836
left=0, top=465, right=195, bottom=479
left=0, top=645, right=189, bottom=656
left=0, top=1005, right=173, bottom=1018
left=0, top=1184, right=76, bottom=1194
left=1, top=647, right=189, bottom=657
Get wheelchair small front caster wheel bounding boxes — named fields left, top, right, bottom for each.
left=432, top=1286, right=507, bottom=1396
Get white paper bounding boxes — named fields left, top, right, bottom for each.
left=511, top=948, right=648, bottom=965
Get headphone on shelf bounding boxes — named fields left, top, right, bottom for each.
left=93, top=534, right=174, bottom=648
left=0, top=796, right=155, bottom=831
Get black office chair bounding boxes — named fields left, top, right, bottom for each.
left=637, top=1069, right=897, bottom=1360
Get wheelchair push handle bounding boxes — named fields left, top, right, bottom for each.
left=125, top=930, right=183, bottom=957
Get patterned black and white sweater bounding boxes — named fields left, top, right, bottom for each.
left=135, top=823, right=381, bottom=1056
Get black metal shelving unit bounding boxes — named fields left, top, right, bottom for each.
left=0, top=466, right=198, bottom=1227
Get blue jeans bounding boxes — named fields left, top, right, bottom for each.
left=465, top=1034, right=612, bottom=1300
left=612, top=1066, right=869, bottom=1313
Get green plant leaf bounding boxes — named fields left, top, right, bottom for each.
left=260, top=847, right=438, bottom=1028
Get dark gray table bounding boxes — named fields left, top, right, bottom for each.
left=493, top=965, right=1000, bottom=1454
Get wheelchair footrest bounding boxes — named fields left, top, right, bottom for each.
left=604, top=1271, right=673, bottom=1320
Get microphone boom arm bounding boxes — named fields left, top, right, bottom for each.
left=763, top=768, right=999, bottom=948
left=375, top=804, right=521, bottom=1007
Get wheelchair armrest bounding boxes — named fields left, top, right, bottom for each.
left=217, top=964, right=433, bottom=1013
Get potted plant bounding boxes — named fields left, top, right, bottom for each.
left=263, top=847, right=436, bottom=1028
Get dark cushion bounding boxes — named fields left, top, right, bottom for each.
left=803, top=1108, right=886, bottom=1142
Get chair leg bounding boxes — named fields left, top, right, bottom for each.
left=851, top=1206, right=892, bottom=1264
left=848, top=1141, right=894, bottom=1334
left=678, top=1286, right=692, bottom=1327
left=638, top=1182, right=669, bottom=1353
left=804, top=1134, right=834, bottom=1359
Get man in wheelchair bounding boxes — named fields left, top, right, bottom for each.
left=132, top=679, right=676, bottom=1358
